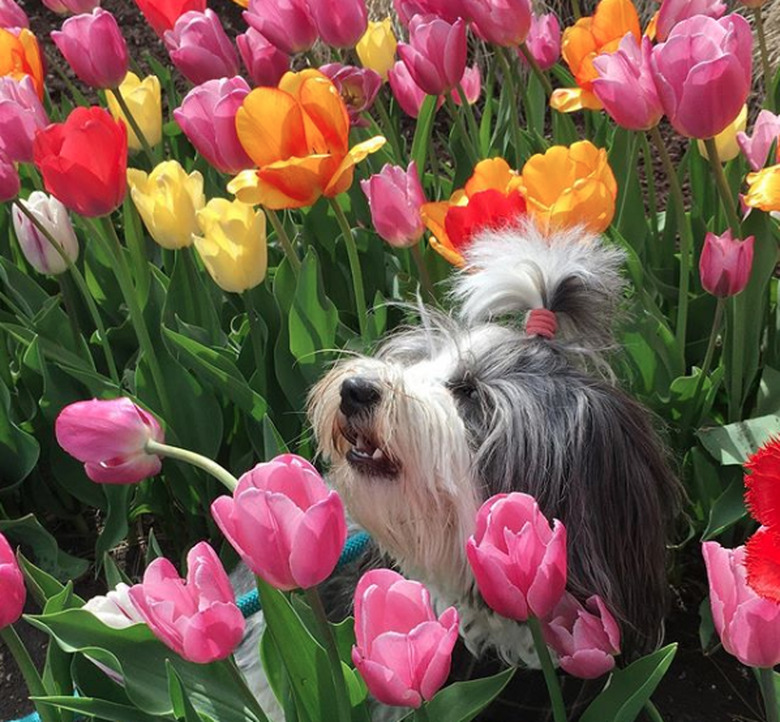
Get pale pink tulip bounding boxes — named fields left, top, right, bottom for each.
left=236, top=28, right=289, bottom=88
left=42, top=0, right=101, bottom=15
left=523, top=13, right=560, bottom=71
left=388, top=60, right=432, bottom=118
left=0, top=533, right=25, bottom=629
left=243, top=0, right=317, bottom=55
left=128, top=542, right=244, bottom=664
left=737, top=110, right=780, bottom=171
left=320, top=63, right=382, bottom=127
left=352, top=569, right=459, bottom=708
left=393, top=0, right=466, bottom=25
left=55, top=398, right=164, bottom=484
left=451, top=64, right=481, bottom=106
left=0, top=0, right=28, bottom=28
left=0, top=149, right=19, bottom=202
left=361, top=162, right=426, bottom=247
left=655, top=0, right=726, bottom=42
left=0, top=76, right=48, bottom=162
left=465, top=0, right=532, bottom=47
left=309, top=0, right=367, bottom=48
left=699, top=230, right=754, bottom=298
left=466, top=492, right=567, bottom=621
left=211, top=454, right=347, bottom=591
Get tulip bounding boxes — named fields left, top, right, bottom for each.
left=236, top=28, right=289, bottom=88
left=397, top=16, right=467, bottom=96
left=174, top=77, right=253, bottom=175
left=243, top=0, right=317, bottom=55
left=520, top=140, right=617, bottom=235
left=352, top=569, right=459, bottom=708
left=703, top=541, right=780, bottom=668
left=361, top=162, right=426, bottom=248
left=356, top=19, right=397, bottom=82
left=0, top=76, right=47, bottom=162
left=308, top=0, right=367, bottom=48
left=0, top=28, right=44, bottom=98
left=106, top=72, right=162, bottom=153
left=0, top=533, right=25, bottom=629
left=164, top=10, right=239, bottom=86
left=744, top=437, right=780, bottom=532
left=592, top=35, right=662, bottom=131
left=229, top=69, right=385, bottom=209
left=388, top=60, right=430, bottom=119
left=655, top=0, right=726, bottom=42
left=543, top=593, right=621, bottom=679
left=651, top=14, right=752, bottom=140
left=42, top=0, right=101, bottom=13
left=744, top=165, right=780, bottom=213
left=320, top=63, right=382, bottom=127
left=698, top=230, right=754, bottom=298
left=83, top=583, right=145, bottom=629
left=737, top=110, right=780, bottom=171
left=393, top=0, right=466, bottom=25
left=33, top=106, right=127, bottom=217
left=128, top=542, right=244, bottom=664
left=465, top=0, right=532, bottom=47
left=127, top=161, right=205, bottom=250
left=0, top=0, right=28, bottom=29
left=211, top=454, right=346, bottom=590
left=55, top=398, right=164, bottom=484
left=697, top=105, right=748, bottom=163
left=51, top=9, right=129, bottom=90
left=523, top=13, right=560, bottom=71
left=193, top=198, right=268, bottom=293
left=12, top=192, right=79, bottom=275
left=452, top=65, right=481, bottom=106
left=745, top=528, right=780, bottom=605
left=0, top=148, right=18, bottom=201
left=133, top=0, right=206, bottom=37
left=466, top=492, right=567, bottom=621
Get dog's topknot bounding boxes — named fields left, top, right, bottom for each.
left=452, top=220, right=626, bottom=350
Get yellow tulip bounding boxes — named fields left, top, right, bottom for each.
left=127, top=161, right=205, bottom=250
left=744, top=164, right=780, bottom=213
left=697, top=105, right=748, bottom=163
left=107, top=72, right=162, bottom=153
left=193, top=199, right=268, bottom=293
left=356, top=19, right=398, bottom=81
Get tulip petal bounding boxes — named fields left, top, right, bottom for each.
left=746, top=529, right=780, bottom=605
left=560, top=649, right=615, bottom=679
left=324, top=135, right=386, bottom=198
left=289, top=493, right=346, bottom=588
left=180, top=603, right=245, bottom=663
left=415, top=620, right=458, bottom=700
left=352, top=651, right=423, bottom=708
left=467, top=538, right=529, bottom=620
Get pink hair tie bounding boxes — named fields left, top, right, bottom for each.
left=525, top=308, right=557, bottom=339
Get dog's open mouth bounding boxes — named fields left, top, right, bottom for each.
left=338, top=415, right=399, bottom=477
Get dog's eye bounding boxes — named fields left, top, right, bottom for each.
left=447, top=379, right=479, bottom=401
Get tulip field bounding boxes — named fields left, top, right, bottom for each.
left=1, top=0, right=780, bottom=720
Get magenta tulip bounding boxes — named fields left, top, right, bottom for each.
left=42, top=0, right=101, bottom=14
left=523, top=13, right=560, bottom=71
left=451, top=64, right=481, bottom=106
left=651, top=14, right=752, bottom=139
left=128, top=542, right=244, bottom=664
left=164, top=10, right=239, bottom=86
left=320, top=63, right=382, bottom=127
left=174, top=77, right=253, bottom=175
left=0, top=0, right=27, bottom=28
left=0, top=149, right=19, bottom=202
left=352, top=569, right=459, bottom=708
left=0, top=76, right=48, bottom=162
left=397, top=15, right=467, bottom=96
left=655, top=0, right=726, bottom=42
left=702, top=541, right=780, bottom=668
left=393, top=0, right=466, bottom=25
left=236, top=28, right=289, bottom=88
left=543, top=593, right=621, bottom=679
left=737, top=110, right=780, bottom=171
left=699, top=230, right=754, bottom=298
left=466, top=492, right=567, bottom=621
left=592, top=34, right=662, bottom=131
left=211, top=454, right=347, bottom=591
left=51, top=9, right=128, bottom=90
left=361, top=161, right=426, bottom=248
left=243, top=0, right=317, bottom=55
left=0, top=533, right=25, bottom=629
left=465, top=0, right=532, bottom=47
left=388, top=60, right=430, bottom=118
left=308, top=0, right=367, bottom=48
left=55, top=398, right=164, bottom=484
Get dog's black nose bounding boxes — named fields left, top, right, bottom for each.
left=340, top=377, right=381, bottom=416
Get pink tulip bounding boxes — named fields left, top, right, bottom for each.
left=466, top=492, right=567, bottom=621
left=164, top=10, right=239, bottom=86
left=211, top=454, right=347, bottom=591
left=320, top=63, right=382, bottom=127
left=397, top=15, right=467, bottom=96
left=592, top=34, right=662, bottom=131
left=737, top=110, right=780, bottom=171
left=243, top=0, right=317, bottom=55
left=0, top=149, right=19, bottom=202
left=0, top=76, right=48, bottom=162
left=464, top=0, right=532, bottom=47
left=523, top=13, right=560, bottom=71
left=651, top=14, right=752, bottom=139
left=0, top=0, right=28, bottom=28
left=702, top=541, right=780, bottom=668
left=42, top=0, right=101, bottom=15
left=308, top=0, right=367, bottom=48
left=352, top=569, right=459, bottom=708
left=655, top=0, right=726, bottom=42
left=55, top=398, right=164, bottom=484
left=699, top=229, right=754, bottom=298
left=393, top=0, right=467, bottom=25
left=388, top=60, right=431, bottom=118
left=128, top=542, right=244, bottom=664
left=543, top=593, right=621, bottom=679
left=0, top=533, right=25, bottom=629
left=451, top=64, right=481, bottom=106
left=361, top=162, right=426, bottom=248
left=236, top=28, right=289, bottom=88
left=51, top=9, right=128, bottom=90
left=174, top=77, right=253, bottom=175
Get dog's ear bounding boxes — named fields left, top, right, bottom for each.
left=452, top=221, right=626, bottom=350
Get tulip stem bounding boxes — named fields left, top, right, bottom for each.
left=410, top=244, right=435, bottom=303
left=570, top=0, right=581, bottom=20
left=683, top=298, right=725, bottom=429
left=303, top=586, right=353, bottom=722
left=753, top=7, right=774, bottom=111
left=108, top=86, right=157, bottom=165
left=759, top=667, right=779, bottom=722
left=445, top=94, right=479, bottom=166
left=57, top=275, right=85, bottom=359
left=518, top=43, right=554, bottom=97
left=242, top=290, right=266, bottom=367
left=375, top=89, right=405, bottom=163
left=144, top=438, right=238, bottom=491
left=703, top=138, right=742, bottom=234
left=330, top=198, right=369, bottom=339
left=0, top=625, right=61, bottom=722
left=527, top=616, right=567, bottom=722
left=496, top=48, right=524, bottom=166
left=456, top=82, right=482, bottom=157
left=266, top=209, right=300, bottom=276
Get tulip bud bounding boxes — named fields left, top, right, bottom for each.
left=243, top=0, right=317, bottom=55
left=0, top=148, right=19, bottom=201
left=127, top=161, right=205, bottom=250
left=699, top=230, right=754, bottom=298
left=356, top=19, right=397, bottom=82
left=737, top=110, right=780, bottom=172
left=236, top=27, right=289, bottom=88
left=308, top=0, right=367, bottom=48
left=523, top=13, right=560, bottom=71
left=12, top=192, right=79, bottom=275
left=697, top=105, right=748, bottom=163
left=0, top=533, right=25, bottom=629
left=0, top=0, right=28, bottom=29
left=106, top=72, right=162, bottom=153
left=388, top=60, right=437, bottom=119
left=397, top=16, right=467, bottom=96
left=42, top=0, right=101, bottom=14
left=320, top=63, right=382, bottom=127
left=361, top=161, right=426, bottom=247
left=0, top=76, right=48, bottom=162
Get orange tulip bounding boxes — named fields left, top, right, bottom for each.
left=520, top=140, right=618, bottom=234
left=228, top=69, right=385, bottom=210
left=0, top=28, right=44, bottom=99
left=550, top=0, right=640, bottom=114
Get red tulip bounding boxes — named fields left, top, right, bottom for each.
left=133, top=0, right=206, bottom=38
left=698, top=229, right=754, bottom=298
left=746, top=528, right=780, bottom=605
left=745, top=436, right=780, bottom=532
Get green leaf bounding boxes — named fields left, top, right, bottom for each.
left=0, top=375, right=39, bottom=487
left=411, top=96, right=438, bottom=175
left=94, top=485, right=133, bottom=566
left=32, top=695, right=165, bottom=722
left=697, top=414, right=780, bottom=465
left=701, top=473, right=747, bottom=540
left=168, top=662, right=212, bottom=722
left=16, top=552, right=84, bottom=608
left=579, top=644, right=677, bottom=722
left=757, top=366, right=780, bottom=417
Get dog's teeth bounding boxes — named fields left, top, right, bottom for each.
left=372, top=448, right=384, bottom=460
